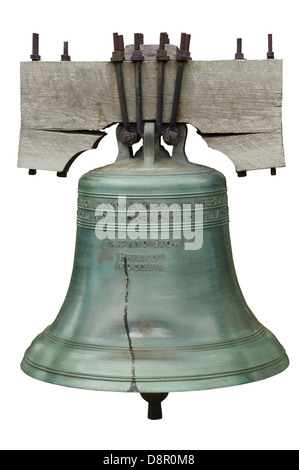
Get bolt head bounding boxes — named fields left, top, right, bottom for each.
left=163, top=129, right=180, bottom=146
left=121, top=129, right=137, bottom=146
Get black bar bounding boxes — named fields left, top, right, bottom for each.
left=235, top=37, right=244, bottom=59
left=267, top=33, right=274, bottom=59
left=132, top=33, right=144, bottom=138
left=115, top=63, right=130, bottom=130
left=31, top=33, right=41, bottom=61
left=169, top=33, right=191, bottom=127
left=32, top=33, right=39, bottom=55
left=111, top=33, right=130, bottom=129
left=156, top=33, right=169, bottom=137
left=156, top=61, right=165, bottom=137
left=135, top=61, right=143, bottom=138
left=61, top=41, right=71, bottom=61
left=159, top=32, right=169, bottom=50
left=113, top=32, right=120, bottom=52
left=170, top=63, right=184, bottom=128
left=134, top=32, right=143, bottom=51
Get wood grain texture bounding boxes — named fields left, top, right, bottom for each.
left=18, top=59, right=284, bottom=172
left=201, top=132, right=284, bottom=171
left=18, top=129, right=105, bottom=172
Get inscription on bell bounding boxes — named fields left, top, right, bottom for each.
left=78, top=193, right=227, bottom=209
left=116, top=253, right=166, bottom=271
left=104, top=239, right=183, bottom=248
left=77, top=206, right=228, bottom=224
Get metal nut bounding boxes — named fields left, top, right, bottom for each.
left=163, top=129, right=181, bottom=146
left=121, top=129, right=137, bottom=146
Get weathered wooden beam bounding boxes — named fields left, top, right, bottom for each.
left=18, top=59, right=284, bottom=172
left=200, top=131, right=284, bottom=172
left=18, top=129, right=105, bottom=172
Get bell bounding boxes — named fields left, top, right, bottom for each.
left=19, top=32, right=289, bottom=419
left=21, top=122, right=289, bottom=418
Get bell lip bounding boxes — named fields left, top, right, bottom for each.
left=20, top=353, right=289, bottom=393
left=20, top=339, right=289, bottom=394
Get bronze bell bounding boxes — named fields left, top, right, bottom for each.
left=19, top=33, right=289, bottom=419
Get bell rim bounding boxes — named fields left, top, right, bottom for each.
left=21, top=324, right=289, bottom=393
left=21, top=351, right=289, bottom=393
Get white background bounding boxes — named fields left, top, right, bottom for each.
left=1, top=0, right=298, bottom=451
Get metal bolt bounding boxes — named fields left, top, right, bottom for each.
left=235, top=38, right=244, bottom=60
left=163, top=128, right=181, bottom=146
left=132, top=33, right=144, bottom=61
left=159, top=32, right=169, bottom=50
left=156, top=32, right=170, bottom=61
left=31, top=33, right=41, bottom=61
left=267, top=34, right=274, bottom=59
left=177, top=32, right=191, bottom=61
left=61, top=41, right=71, bottom=61
left=180, top=32, right=191, bottom=52
left=121, top=129, right=137, bottom=147
left=134, top=33, right=143, bottom=51
left=111, top=33, right=125, bottom=61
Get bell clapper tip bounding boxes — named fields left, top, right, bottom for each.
left=140, top=393, right=168, bottom=420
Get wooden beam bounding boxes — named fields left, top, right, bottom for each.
left=18, top=59, right=284, bottom=172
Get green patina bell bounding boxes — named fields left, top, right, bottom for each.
left=20, top=32, right=289, bottom=419
left=21, top=123, right=289, bottom=418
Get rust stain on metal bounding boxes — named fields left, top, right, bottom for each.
left=138, top=321, right=152, bottom=336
